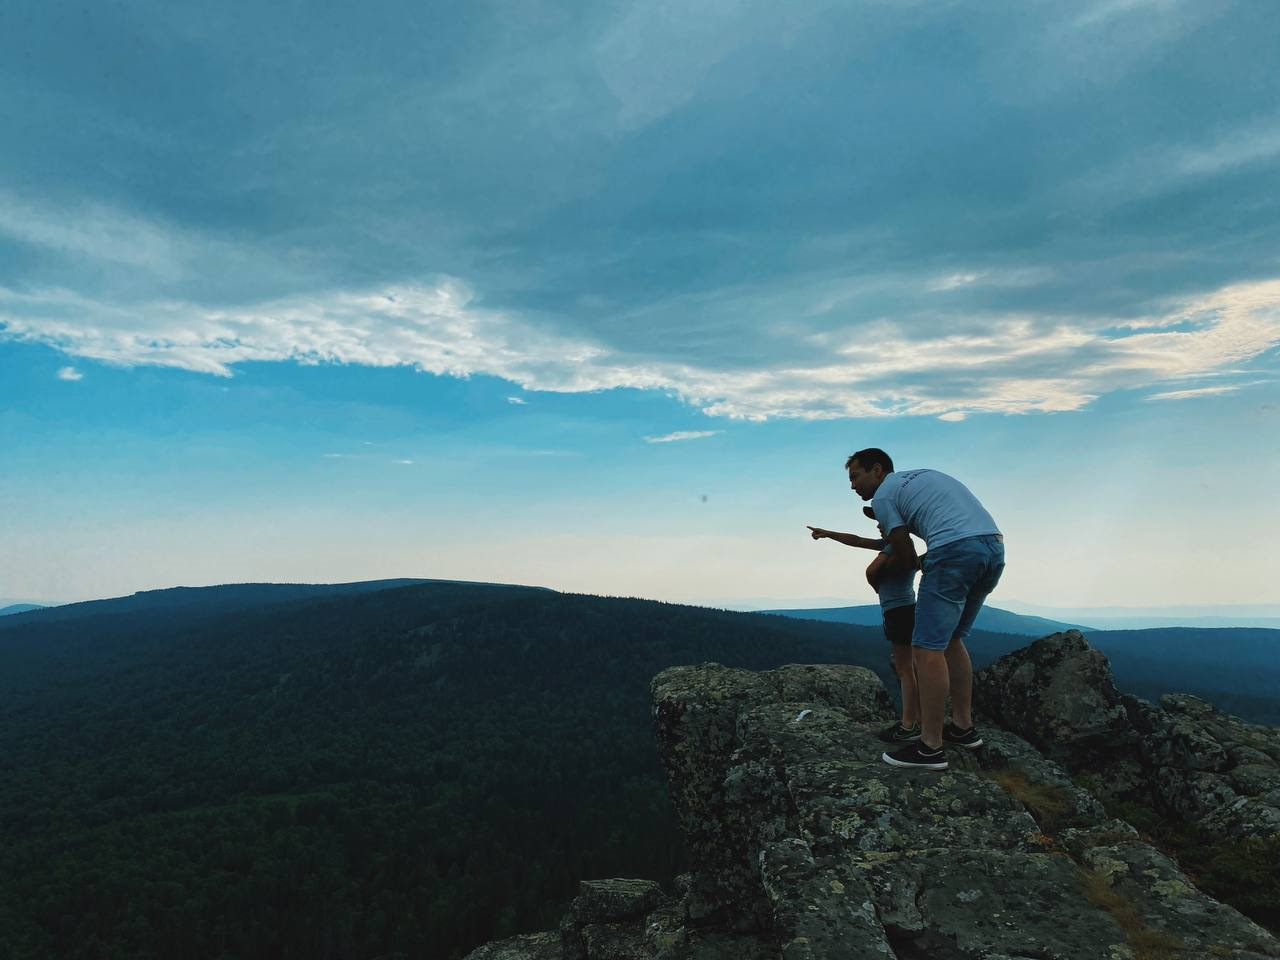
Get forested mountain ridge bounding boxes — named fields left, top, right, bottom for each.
left=1, top=580, right=1275, bottom=959
left=0, top=577, right=549, bottom=627
left=0, top=603, right=43, bottom=616
left=0, top=581, right=897, bottom=960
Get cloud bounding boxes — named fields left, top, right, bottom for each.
left=394, top=459, right=414, bottom=465
left=1146, top=385, right=1237, bottom=401
left=1146, top=378, right=1274, bottom=402
left=937, top=411, right=966, bottom=422
left=929, top=273, right=984, bottom=292
left=0, top=192, right=182, bottom=275
left=1174, top=120, right=1280, bottom=178
left=4, top=275, right=1280, bottom=421
left=1072, top=0, right=1186, bottom=30
left=644, top=430, right=723, bottom=444
left=56, top=366, right=83, bottom=381
left=3, top=2, right=1279, bottom=426
left=507, top=396, right=527, bottom=404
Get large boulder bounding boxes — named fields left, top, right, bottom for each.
left=974, top=631, right=1280, bottom=839
left=972, top=631, right=1138, bottom=769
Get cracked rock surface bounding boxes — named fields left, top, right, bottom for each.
left=468, top=655, right=1279, bottom=960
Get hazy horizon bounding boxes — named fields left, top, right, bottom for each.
left=5, top=582, right=1280, bottom=624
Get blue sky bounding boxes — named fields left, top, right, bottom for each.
left=2, top=0, right=1278, bottom=608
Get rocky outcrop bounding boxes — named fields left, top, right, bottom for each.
left=468, top=652, right=1280, bottom=960
left=974, top=631, right=1280, bottom=838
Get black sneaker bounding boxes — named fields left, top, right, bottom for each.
left=879, top=721, right=922, bottom=744
left=881, top=741, right=948, bottom=770
left=942, top=723, right=984, bottom=750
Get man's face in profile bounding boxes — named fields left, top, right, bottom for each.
left=847, top=460, right=881, bottom=501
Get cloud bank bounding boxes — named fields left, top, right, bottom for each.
left=2, top=0, right=1278, bottom=421
left=4, top=277, right=1277, bottom=421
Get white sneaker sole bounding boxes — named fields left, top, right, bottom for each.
left=945, top=737, right=984, bottom=750
left=881, top=752, right=948, bottom=770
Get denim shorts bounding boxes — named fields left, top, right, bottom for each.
left=912, top=534, right=1005, bottom=651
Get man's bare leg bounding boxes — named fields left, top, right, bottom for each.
left=911, top=647, right=949, bottom=750
left=944, top=637, right=973, bottom=730
left=892, top=644, right=920, bottom=727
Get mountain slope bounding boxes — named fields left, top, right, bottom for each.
left=0, top=581, right=895, bottom=960
left=762, top=602, right=1082, bottom=636
left=0, top=577, right=533, bottom=627
left=0, top=603, right=43, bottom=616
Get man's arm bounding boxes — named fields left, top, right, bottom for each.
left=880, top=526, right=919, bottom=574
left=807, top=526, right=884, bottom=550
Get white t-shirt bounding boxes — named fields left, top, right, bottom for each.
left=871, top=469, right=999, bottom=550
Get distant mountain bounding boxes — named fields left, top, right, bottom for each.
left=0, top=604, right=43, bottom=617
left=1075, top=626, right=1280, bottom=723
left=1076, top=615, right=1280, bottom=630
left=0, top=577, right=549, bottom=627
left=1003, top=602, right=1280, bottom=630
left=761, top=603, right=1083, bottom=637
left=759, top=605, right=1280, bottom=724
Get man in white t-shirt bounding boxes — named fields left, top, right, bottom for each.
left=847, top=447, right=1005, bottom=771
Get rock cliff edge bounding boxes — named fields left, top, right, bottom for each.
left=467, top=632, right=1280, bottom=960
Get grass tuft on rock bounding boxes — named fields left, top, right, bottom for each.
left=1079, top=869, right=1185, bottom=960
left=985, top=769, right=1072, bottom=833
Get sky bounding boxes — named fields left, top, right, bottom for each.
left=2, top=0, right=1278, bottom=610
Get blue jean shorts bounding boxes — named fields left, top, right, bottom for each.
left=912, top=534, right=1005, bottom=651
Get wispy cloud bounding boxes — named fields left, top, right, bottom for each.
left=1072, top=0, right=1185, bottom=30
left=56, top=366, right=83, bottom=381
left=1146, top=379, right=1273, bottom=402
left=1146, top=385, right=1238, bottom=401
left=0, top=192, right=181, bottom=274
left=394, top=459, right=414, bottom=465
left=928, top=273, right=984, bottom=292
left=507, top=396, right=527, bottom=405
left=4, top=276, right=1280, bottom=421
left=644, top=430, right=722, bottom=444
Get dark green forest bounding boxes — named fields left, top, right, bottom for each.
left=0, top=583, right=899, bottom=959
left=1, top=582, right=1276, bottom=958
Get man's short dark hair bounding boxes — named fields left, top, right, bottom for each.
left=846, top=448, right=894, bottom=474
